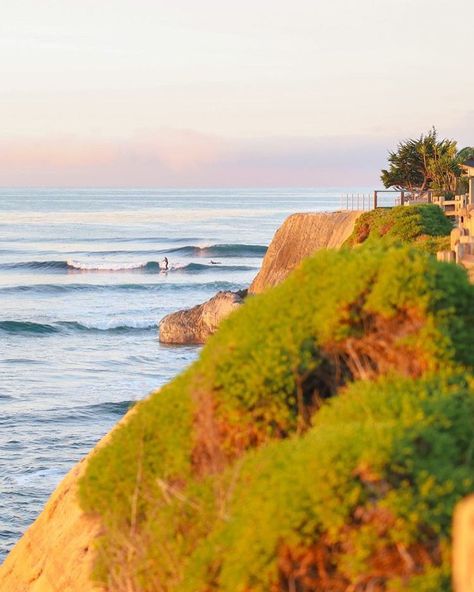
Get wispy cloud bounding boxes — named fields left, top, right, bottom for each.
left=0, top=130, right=388, bottom=187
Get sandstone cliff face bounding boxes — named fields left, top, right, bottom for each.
left=249, top=211, right=362, bottom=294
left=0, top=408, right=136, bottom=592
left=159, top=290, right=245, bottom=344
left=0, top=459, right=102, bottom=592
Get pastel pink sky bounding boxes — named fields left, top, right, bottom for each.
left=1, top=0, right=472, bottom=187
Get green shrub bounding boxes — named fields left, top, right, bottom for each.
left=79, top=245, right=474, bottom=591
left=201, top=244, right=474, bottom=439
left=181, top=375, right=474, bottom=591
left=346, top=204, right=453, bottom=252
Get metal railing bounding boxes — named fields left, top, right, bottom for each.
left=339, top=193, right=373, bottom=211
left=340, top=190, right=404, bottom=211
left=340, top=189, right=469, bottom=212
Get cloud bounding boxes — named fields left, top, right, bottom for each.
left=0, top=129, right=390, bottom=187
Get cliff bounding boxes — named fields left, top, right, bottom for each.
left=0, top=408, right=135, bottom=592
left=159, top=290, right=245, bottom=344
left=249, top=210, right=362, bottom=293
left=3, top=241, right=474, bottom=591
left=0, top=462, right=101, bottom=592
left=3, top=206, right=465, bottom=592
left=77, top=245, right=474, bottom=590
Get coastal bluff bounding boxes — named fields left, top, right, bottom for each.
left=0, top=211, right=363, bottom=588
left=0, top=458, right=103, bottom=592
left=0, top=408, right=136, bottom=592
left=249, top=210, right=362, bottom=293
left=159, top=211, right=362, bottom=343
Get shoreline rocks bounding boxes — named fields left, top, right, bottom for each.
left=159, top=290, right=246, bottom=344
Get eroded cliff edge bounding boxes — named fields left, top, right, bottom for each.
left=0, top=408, right=135, bottom=592
left=249, top=210, right=362, bottom=293
left=0, top=456, right=102, bottom=592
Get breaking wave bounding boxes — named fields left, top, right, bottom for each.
left=0, top=260, right=256, bottom=273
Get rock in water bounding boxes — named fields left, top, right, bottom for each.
left=159, top=290, right=245, bottom=344
left=249, top=211, right=362, bottom=294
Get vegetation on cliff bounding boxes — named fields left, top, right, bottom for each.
left=79, top=241, right=474, bottom=591
left=380, top=128, right=472, bottom=195
left=345, top=203, right=452, bottom=253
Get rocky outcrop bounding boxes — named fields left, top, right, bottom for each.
left=0, top=408, right=135, bottom=592
left=249, top=211, right=362, bottom=293
left=159, top=290, right=245, bottom=344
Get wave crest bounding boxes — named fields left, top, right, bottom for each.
left=0, top=259, right=256, bottom=273
left=165, top=243, right=267, bottom=257
left=0, top=320, right=156, bottom=336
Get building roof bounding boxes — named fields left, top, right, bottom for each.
left=463, top=158, right=474, bottom=167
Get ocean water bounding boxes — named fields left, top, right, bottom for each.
left=0, top=187, right=365, bottom=561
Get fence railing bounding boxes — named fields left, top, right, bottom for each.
left=340, top=190, right=403, bottom=211
left=340, top=190, right=470, bottom=213
left=339, top=193, right=373, bottom=210
left=431, top=193, right=469, bottom=217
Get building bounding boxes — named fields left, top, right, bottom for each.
left=461, top=158, right=474, bottom=206
left=436, top=159, right=474, bottom=274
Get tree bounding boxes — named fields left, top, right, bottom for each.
left=457, top=146, right=474, bottom=162
left=427, top=137, right=461, bottom=195
left=381, top=128, right=465, bottom=196
left=456, top=146, right=474, bottom=194
left=381, top=128, right=437, bottom=192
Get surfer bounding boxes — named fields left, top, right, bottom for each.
left=210, top=260, right=221, bottom=265
left=160, top=257, right=169, bottom=271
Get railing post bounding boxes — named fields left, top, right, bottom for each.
left=373, top=191, right=378, bottom=209
left=401, top=191, right=405, bottom=206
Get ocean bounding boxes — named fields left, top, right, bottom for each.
left=0, top=187, right=367, bottom=560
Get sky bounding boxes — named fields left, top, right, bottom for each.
left=0, top=0, right=472, bottom=187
